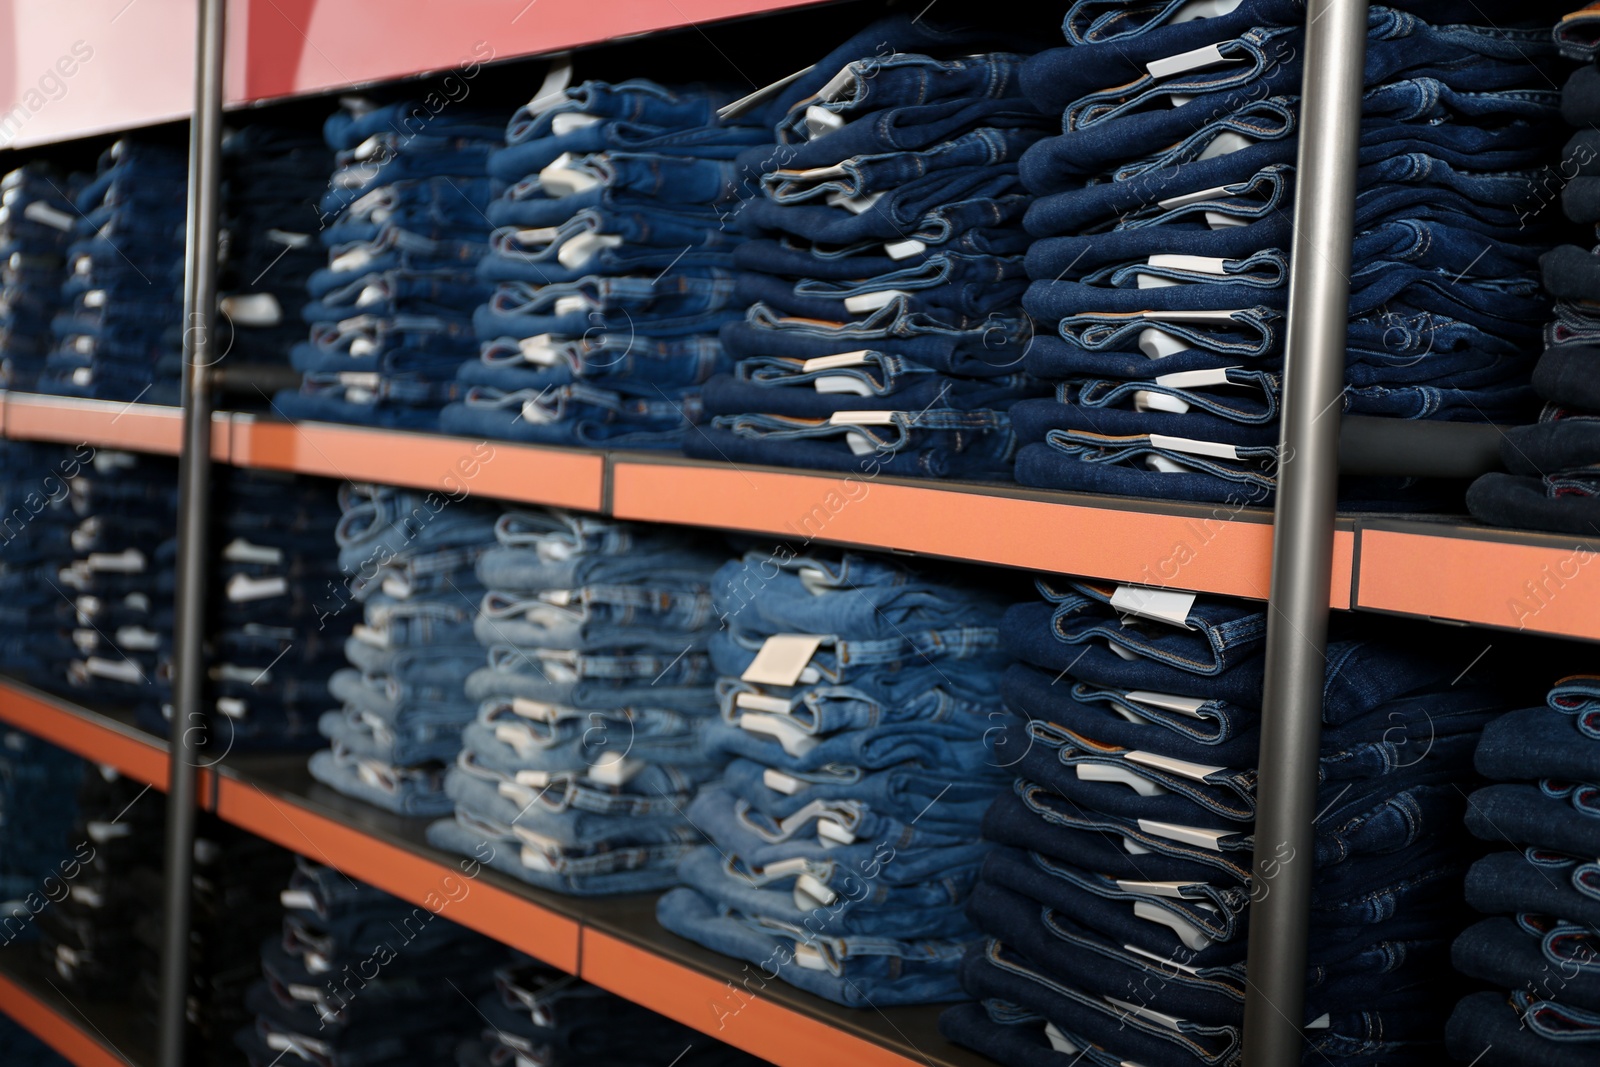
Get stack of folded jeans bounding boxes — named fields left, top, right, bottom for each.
left=656, top=549, right=1014, bottom=1005
left=37, top=765, right=164, bottom=998
left=1447, top=675, right=1600, bottom=1065
left=56, top=450, right=179, bottom=721
left=219, top=123, right=334, bottom=372
left=455, top=951, right=766, bottom=1067
left=39, top=138, right=188, bottom=404
left=308, top=484, right=500, bottom=816
left=687, top=18, right=1052, bottom=479
left=0, top=442, right=94, bottom=690
left=0, top=731, right=82, bottom=942
left=274, top=100, right=505, bottom=428
left=439, top=78, right=767, bottom=447
left=235, top=859, right=502, bottom=1067
left=131, top=815, right=294, bottom=1062
left=142, top=470, right=351, bottom=751
left=1468, top=16, right=1600, bottom=535
left=0, top=164, right=77, bottom=391
left=941, top=578, right=1521, bottom=1065
left=426, top=509, right=727, bottom=894
left=1010, top=0, right=1563, bottom=506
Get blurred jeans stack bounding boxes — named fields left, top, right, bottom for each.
left=308, top=483, right=500, bottom=816
left=440, top=78, right=768, bottom=448
left=142, top=470, right=352, bottom=752
left=0, top=163, right=77, bottom=390
left=1447, top=675, right=1600, bottom=1066
left=941, top=580, right=1522, bottom=1066
left=57, top=449, right=179, bottom=721
left=1469, top=11, right=1600, bottom=535
left=686, top=17, right=1051, bottom=479
left=131, top=815, right=294, bottom=1063
left=37, top=765, right=164, bottom=998
left=218, top=123, right=335, bottom=374
left=0, top=731, right=81, bottom=941
left=0, top=441, right=94, bottom=689
left=38, top=138, right=188, bottom=403
left=656, top=549, right=1015, bottom=1006
left=1010, top=0, right=1564, bottom=506
left=427, top=509, right=727, bottom=894
left=236, top=859, right=503, bottom=1067
left=455, top=952, right=768, bottom=1067
left=274, top=100, right=505, bottom=429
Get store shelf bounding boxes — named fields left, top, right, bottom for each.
left=612, top=455, right=1357, bottom=606
left=579, top=896, right=988, bottom=1067
left=0, top=950, right=151, bottom=1067
left=0, top=680, right=170, bottom=790
left=211, top=755, right=583, bottom=973
left=1355, top=519, right=1600, bottom=642
left=0, top=393, right=228, bottom=459
left=228, top=415, right=605, bottom=511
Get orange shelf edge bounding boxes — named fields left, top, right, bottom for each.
left=0, top=684, right=170, bottom=790
left=211, top=776, right=581, bottom=973
left=2, top=393, right=230, bottom=459
left=1356, top=529, right=1600, bottom=641
left=581, top=930, right=924, bottom=1067
left=613, top=462, right=1354, bottom=607
left=0, top=969, right=130, bottom=1067
left=228, top=420, right=604, bottom=512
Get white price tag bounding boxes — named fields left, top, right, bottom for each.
left=1148, top=434, right=1241, bottom=461
left=1109, top=585, right=1197, bottom=629
left=740, top=634, right=823, bottom=686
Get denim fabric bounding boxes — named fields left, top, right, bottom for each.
left=1453, top=917, right=1600, bottom=1017
left=1448, top=991, right=1600, bottom=1067
left=1475, top=705, right=1600, bottom=782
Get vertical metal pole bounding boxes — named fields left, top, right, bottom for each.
left=158, top=0, right=225, bottom=1063
left=1242, top=0, right=1367, bottom=1063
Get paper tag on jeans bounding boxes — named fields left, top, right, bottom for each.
left=551, top=112, right=601, bottom=137
left=815, top=375, right=874, bottom=396
left=763, top=768, right=802, bottom=795
left=1138, top=818, right=1235, bottom=851
left=78, top=290, right=107, bottom=311
left=804, top=104, right=847, bottom=139
left=23, top=200, right=75, bottom=231
left=885, top=238, right=926, bottom=260
left=279, top=889, right=317, bottom=911
left=222, top=538, right=284, bottom=565
left=1206, top=210, right=1252, bottom=229
left=1077, top=764, right=1169, bottom=796
left=817, top=817, right=856, bottom=846
left=1134, top=390, right=1190, bottom=414
left=801, top=350, right=870, bottom=373
left=1139, top=327, right=1191, bottom=360
left=1139, top=904, right=1218, bottom=952
left=1126, top=750, right=1225, bottom=782
left=1174, top=0, right=1245, bottom=20
left=795, top=873, right=837, bottom=910
left=539, top=152, right=600, bottom=197
left=1104, top=995, right=1186, bottom=1034
left=498, top=780, right=539, bottom=807
left=739, top=713, right=819, bottom=758
left=88, top=548, right=146, bottom=573
left=1156, top=183, right=1235, bottom=211
left=227, top=573, right=288, bottom=602
left=221, top=292, right=284, bottom=327
left=818, top=62, right=860, bottom=103
left=1154, top=367, right=1236, bottom=389
left=86, top=656, right=142, bottom=683
left=554, top=294, right=592, bottom=316
left=1147, top=43, right=1230, bottom=79
left=1142, top=309, right=1244, bottom=325
left=1148, top=254, right=1227, bottom=275
left=844, top=289, right=907, bottom=314
left=1149, top=434, right=1241, bottom=461
left=526, top=54, right=574, bottom=112
left=1109, top=585, right=1196, bottom=629
left=716, top=64, right=816, bottom=120
left=825, top=188, right=882, bottom=214
left=736, top=691, right=794, bottom=715
left=587, top=753, right=643, bottom=786
left=828, top=410, right=896, bottom=427
left=511, top=697, right=563, bottom=721
left=556, top=230, right=623, bottom=270
left=86, top=820, right=132, bottom=844
left=1124, top=941, right=1204, bottom=975
left=1042, top=1024, right=1081, bottom=1056
left=740, top=634, right=823, bottom=686
left=514, top=770, right=554, bottom=789
left=217, top=697, right=248, bottom=719
left=1118, top=878, right=1207, bottom=899
left=1125, top=691, right=1209, bottom=718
